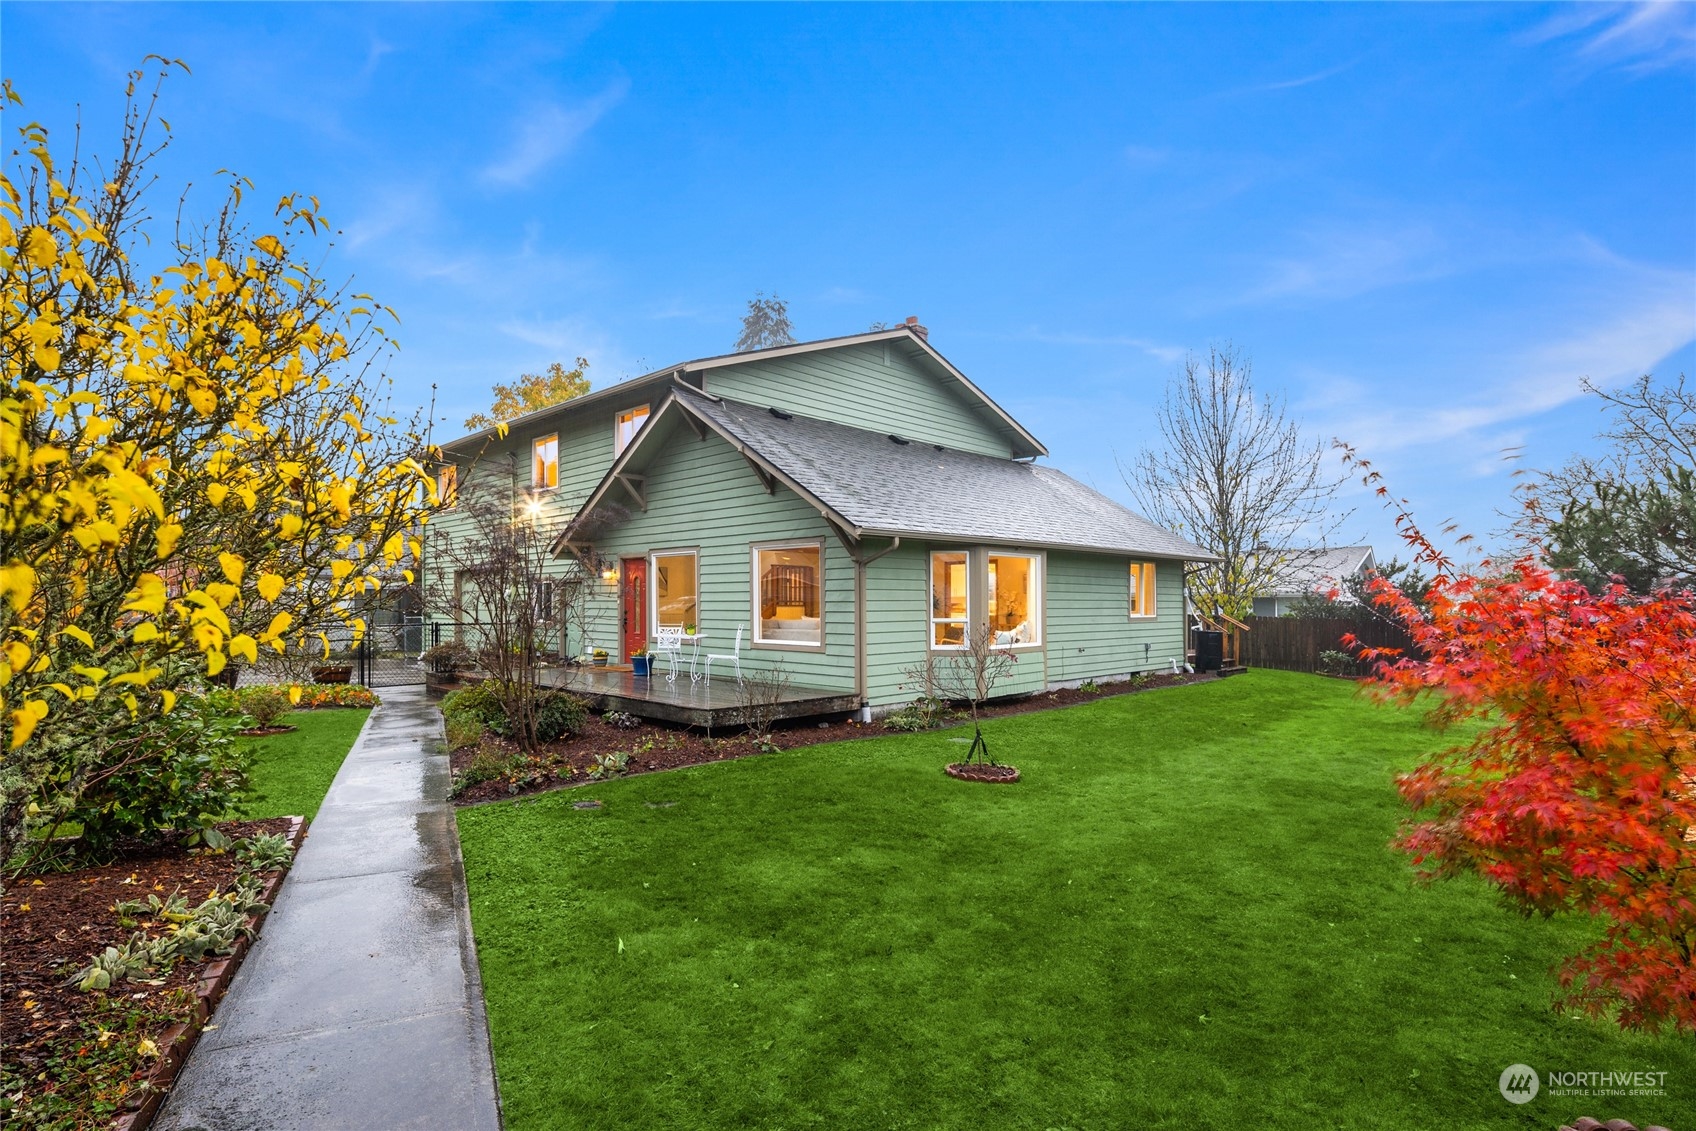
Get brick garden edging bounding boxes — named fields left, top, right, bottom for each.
left=111, top=814, right=309, bottom=1131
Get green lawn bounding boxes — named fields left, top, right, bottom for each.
left=240, top=707, right=370, bottom=820
left=457, top=671, right=1692, bottom=1130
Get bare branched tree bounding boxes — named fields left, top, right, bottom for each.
left=930, top=626, right=1018, bottom=766
left=424, top=468, right=588, bottom=751
left=1123, top=345, right=1346, bottom=620
left=734, top=663, right=791, bottom=751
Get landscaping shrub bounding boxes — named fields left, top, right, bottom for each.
left=1317, top=649, right=1354, bottom=676
left=40, top=697, right=251, bottom=860
left=422, top=640, right=477, bottom=674
left=883, top=697, right=953, bottom=733
left=534, top=692, right=588, bottom=743
left=235, top=686, right=294, bottom=729
left=445, top=713, right=485, bottom=751
left=441, top=681, right=512, bottom=735
left=293, top=683, right=379, bottom=709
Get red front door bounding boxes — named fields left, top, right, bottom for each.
left=621, top=557, right=647, bottom=663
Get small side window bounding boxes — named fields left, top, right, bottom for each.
left=615, top=406, right=650, bottom=455
left=532, top=434, right=558, bottom=488
left=1129, top=561, right=1157, bottom=618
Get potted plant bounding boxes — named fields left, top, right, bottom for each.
left=683, top=622, right=697, bottom=636
left=630, top=648, right=651, bottom=678
left=592, top=648, right=609, bottom=668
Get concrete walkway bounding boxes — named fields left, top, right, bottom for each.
left=157, top=687, right=502, bottom=1131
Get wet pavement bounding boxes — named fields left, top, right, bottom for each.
left=156, top=686, right=502, bottom=1131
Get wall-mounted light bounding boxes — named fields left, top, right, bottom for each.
left=525, top=497, right=544, bottom=518
left=600, top=563, right=619, bottom=583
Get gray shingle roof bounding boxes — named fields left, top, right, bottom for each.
left=678, top=389, right=1211, bottom=560
left=1260, top=545, right=1376, bottom=597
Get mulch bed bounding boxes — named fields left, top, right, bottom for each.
left=450, top=670, right=1214, bottom=806
left=946, top=762, right=1021, bottom=784
left=1, top=817, right=297, bottom=1130
left=234, top=725, right=298, bottom=737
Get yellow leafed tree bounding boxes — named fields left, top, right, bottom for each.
left=464, top=359, right=591, bottom=431
left=0, top=64, right=435, bottom=865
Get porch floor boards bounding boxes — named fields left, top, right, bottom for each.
left=536, top=666, right=860, bottom=727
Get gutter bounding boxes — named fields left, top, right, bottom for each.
left=850, top=536, right=900, bottom=721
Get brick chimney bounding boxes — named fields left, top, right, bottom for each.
left=904, top=315, right=928, bottom=341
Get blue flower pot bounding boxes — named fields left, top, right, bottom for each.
left=631, top=655, right=651, bottom=678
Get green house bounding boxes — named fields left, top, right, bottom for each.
left=428, top=326, right=1211, bottom=719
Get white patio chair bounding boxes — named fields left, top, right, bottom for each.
left=655, top=624, right=687, bottom=683
left=704, top=624, right=744, bottom=683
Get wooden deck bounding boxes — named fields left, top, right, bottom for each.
left=535, top=666, right=861, bottom=727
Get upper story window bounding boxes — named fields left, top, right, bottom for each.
left=987, top=553, right=1041, bottom=646
left=436, top=464, right=458, bottom=507
left=930, top=551, right=969, bottom=648
left=532, top=434, right=558, bottom=489
left=615, top=405, right=650, bottom=456
left=1129, top=561, right=1157, bottom=618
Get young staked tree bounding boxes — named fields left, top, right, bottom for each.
left=1123, top=345, right=1345, bottom=620
left=1343, top=445, right=1696, bottom=1033
left=930, top=625, right=1018, bottom=766
left=1536, top=373, right=1694, bottom=594
left=1, top=65, right=432, bottom=864
left=734, top=292, right=794, bottom=352
left=425, top=473, right=587, bottom=752
left=463, top=358, right=591, bottom=432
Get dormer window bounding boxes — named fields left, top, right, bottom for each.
left=615, top=405, right=650, bottom=455
left=532, top=434, right=558, bottom=489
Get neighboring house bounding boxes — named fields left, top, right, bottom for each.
left=1249, top=545, right=1376, bottom=618
left=428, top=326, right=1214, bottom=718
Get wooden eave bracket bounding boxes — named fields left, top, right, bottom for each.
left=739, top=451, right=776, bottom=494
left=615, top=473, right=647, bottom=511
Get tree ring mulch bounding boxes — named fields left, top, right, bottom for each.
left=946, top=762, right=1021, bottom=784
left=234, top=725, right=298, bottom=737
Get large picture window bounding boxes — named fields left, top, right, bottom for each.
left=615, top=406, right=650, bottom=455
left=651, top=551, right=698, bottom=629
left=987, top=553, right=1041, bottom=646
left=532, top=434, right=558, bottom=489
left=1129, top=561, right=1157, bottom=618
left=754, top=543, right=823, bottom=647
left=930, top=551, right=969, bottom=648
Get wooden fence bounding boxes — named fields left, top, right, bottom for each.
left=1240, top=615, right=1423, bottom=676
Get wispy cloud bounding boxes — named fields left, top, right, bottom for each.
left=1523, top=1, right=1696, bottom=74
left=1321, top=276, right=1695, bottom=458
left=1234, top=222, right=1452, bottom=306
left=479, top=77, right=630, bottom=190
left=1013, top=329, right=1187, bottom=364
left=1210, top=58, right=1361, bottom=100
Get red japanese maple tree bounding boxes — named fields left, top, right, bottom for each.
left=1341, top=448, right=1696, bottom=1032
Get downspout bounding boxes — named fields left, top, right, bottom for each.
left=851, top=537, right=900, bottom=722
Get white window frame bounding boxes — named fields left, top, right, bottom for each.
left=751, top=540, right=825, bottom=649
left=929, top=550, right=971, bottom=650
left=986, top=551, right=1043, bottom=648
left=614, top=405, right=651, bottom=456
left=648, top=548, right=699, bottom=632
left=1129, top=561, right=1157, bottom=619
left=532, top=433, right=559, bottom=489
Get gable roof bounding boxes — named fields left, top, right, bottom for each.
left=438, top=325, right=1046, bottom=459
left=1261, top=545, right=1376, bottom=597
left=559, top=387, right=1213, bottom=561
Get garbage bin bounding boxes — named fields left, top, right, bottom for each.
left=1195, top=630, right=1224, bottom=673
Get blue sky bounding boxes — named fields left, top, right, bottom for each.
left=7, top=2, right=1694, bottom=559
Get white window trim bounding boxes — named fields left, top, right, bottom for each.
left=532, top=433, right=559, bottom=490
left=1129, top=560, right=1157, bottom=619
left=648, top=548, right=699, bottom=633
left=751, top=540, right=825, bottom=649
left=929, top=550, right=971, bottom=651
left=986, top=550, right=1043, bottom=649
left=614, top=404, right=651, bottom=456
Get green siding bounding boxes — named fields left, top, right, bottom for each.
left=577, top=423, right=857, bottom=693
left=863, top=549, right=1187, bottom=710
left=704, top=342, right=1016, bottom=458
